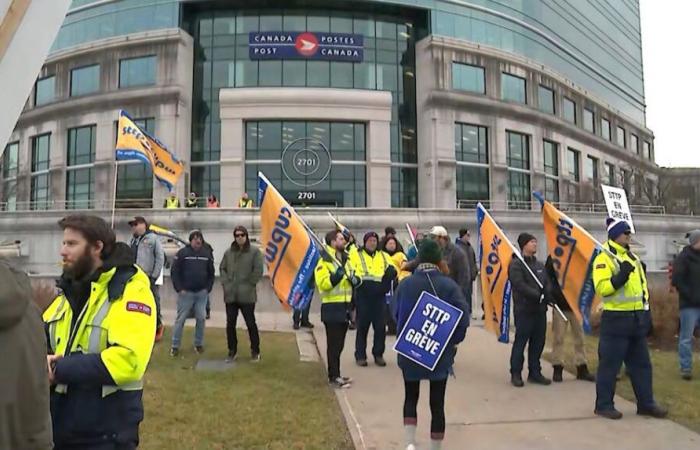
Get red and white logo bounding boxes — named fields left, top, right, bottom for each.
left=295, top=32, right=319, bottom=57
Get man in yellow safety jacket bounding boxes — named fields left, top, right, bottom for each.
left=163, top=191, right=180, bottom=208
left=316, top=229, right=358, bottom=388
left=44, top=215, right=156, bottom=448
left=238, top=192, right=254, bottom=208
left=349, top=231, right=397, bottom=367
left=592, top=217, right=667, bottom=420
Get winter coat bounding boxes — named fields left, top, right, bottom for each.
left=0, top=261, right=53, bottom=449
left=220, top=242, right=264, bottom=304
left=672, top=246, right=700, bottom=309
left=545, top=256, right=570, bottom=312
left=509, top=255, right=549, bottom=315
left=395, top=266, right=469, bottom=381
left=171, top=245, right=215, bottom=293
left=129, top=231, right=164, bottom=280
left=456, top=239, right=478, bottom=282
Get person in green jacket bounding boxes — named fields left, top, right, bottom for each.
left=220, top=226, right=263, bottom=362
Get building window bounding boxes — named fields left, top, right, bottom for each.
left=1, top=141, right=19, bottom=211
left=455, top=123, right=488, bottom=164
left=119, top=55, right=157, bottom=88
left=616, top=126, right=626, bottom=148
left=67, top=125, right=96, bottom=166
left=70, top=64, right=100, bottom=97
left=457, top=166, right=489, bottom=208
left=585, top=155, right=599, bottom=197
left=35, top=76, right=55, bottom=106
left=66, top=168, right=94, bottom=210
left=507, top=131, right=530, bottom=209
left=604, top=162, right=615, bottom=186
left=507, top=131, right=529, bottom=170
left=452, top=62, right=485, bottom=94
left=31, top=134, right=51, bottom=210
left=583, top=108, right=594, bottom=133
left=501, top=72, right=526, bottom=104
left=538, top=85, right=555, bottom=114
left=643, top=141, right=651, bottom=160
left=543, top=140, right=559, bottom=202
left=191, top=164, right=221, bottom=206
left=545, top=178, right=559, bottom=203
left=116, top=163, right=153, bottom=208
left=392, top=167, right=418, bottom=208
left=245, top=120, right=366, bottom=207
left=621, top=168, right=632, bottom=192
left=601, top=118, right=611, bottom=141
left=567, top=148, right=580, bottom=182
left=630, top=133, right=639, bottom=155
left=563, top=97, right=576, bottom=124
left=508, top=171, right=531, bottom=209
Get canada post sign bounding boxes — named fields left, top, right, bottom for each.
left=249, top=32, right=364, bottom=62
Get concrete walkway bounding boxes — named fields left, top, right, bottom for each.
left=313, top=322, right=700, bottom=450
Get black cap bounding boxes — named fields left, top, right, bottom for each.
left=189, top=230, right=204, bottom=242
left=385, top=226, right=396, bottom=235
left=517, top=232, right=536, bottom=250
left=128, top=216, right=148, bottom=227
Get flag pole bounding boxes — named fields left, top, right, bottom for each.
left=110, top=160, right=118, bottom=229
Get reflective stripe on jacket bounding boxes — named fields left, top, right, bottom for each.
left=592, top=240, right=648, bottom=312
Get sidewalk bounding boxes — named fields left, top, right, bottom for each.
left=313, top=322, right=700, bottom=450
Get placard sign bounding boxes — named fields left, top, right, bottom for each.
left=601, top=184, right=635, bottom=233
left=249, top=32, right=363, bottom=62
left=393, top=291, right=463, bottom=371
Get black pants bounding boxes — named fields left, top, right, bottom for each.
left=325, top=321, right=349, bottom=380
left=293, top=302, right=311, bottom=326
left=225, top=302, right=260, bottom=355
left=403, top=379, right=448, bottom=437
left=355, top=296, right=386, bottom=360
left=384, top=302, right=397, bottom=335
left=510, top=311, right=547, bottom=375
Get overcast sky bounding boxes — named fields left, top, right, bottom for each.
left=640, top=0, right=699, bottom=167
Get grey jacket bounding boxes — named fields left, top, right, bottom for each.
left=129, top=231, right=164, bottom=280
left=456, top=239, right=478, bottom=282
left=0, top=260, right=53, bottom=449
left=220, top=243, right=264, bottom=304
left=443, top=241, right=471, bottom=298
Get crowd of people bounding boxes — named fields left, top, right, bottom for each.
left=162, top=191, right=254, bottom=209
left=5, top=211, right=700, bottom=449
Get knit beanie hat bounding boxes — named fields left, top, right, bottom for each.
left=363, top=231, right=379, bottom=244
left=517, top=232, right=536, bottom=250
left=687, top=229, right=700, bottom=246
left=418, top=239, right=442, bottom=265
left=606, top=217, right=631, bottom=240
left=189, top=229, right=204, bottom=242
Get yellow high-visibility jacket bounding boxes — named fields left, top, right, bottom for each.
left=592, top=240, right=648, bottom=312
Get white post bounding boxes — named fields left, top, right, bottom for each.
left=110, top=160, right=118, bottom=228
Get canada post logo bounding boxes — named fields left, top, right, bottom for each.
left=249, top=32, right=364, bottom=62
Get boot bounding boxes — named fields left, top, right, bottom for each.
left=576, top=364, right=595, bottom=382
left=511, top=372, right=524, bottom=387
left=553, top=365, right=564, bottom=382
left=528, top=372, right=552, bottom=385
left=637, top=404, right=668, bottom=419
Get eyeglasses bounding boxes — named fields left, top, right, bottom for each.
left=234, top=233, right=246, bottom=238
left=623, top=231, right=632, bottom=236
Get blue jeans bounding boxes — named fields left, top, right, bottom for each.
left=679, top=307, right=700, bottom=373
left=171, top=289, right=208, bottom=349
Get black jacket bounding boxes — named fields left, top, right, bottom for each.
left=171, top=245, right=215, bottom=293
left=508, top=255, right=549, bottom=315
left=544, top=256, right=570, bottom=312
left=456, top=239, right=478, bottom=282
left=672, top=246, right=700, bottom=309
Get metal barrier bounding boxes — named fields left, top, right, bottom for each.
left=456, top=199, right=665, bottom=214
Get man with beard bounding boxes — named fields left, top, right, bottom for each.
left=44, top=215, right=156, bottom=449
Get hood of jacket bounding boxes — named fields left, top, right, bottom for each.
left=679, top=245, right=700, bottom=264
left=0, top=260, right=32, bottom=331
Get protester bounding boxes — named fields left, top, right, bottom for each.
left=394, top=239, right=469, bottom=450
left=163, top=191, right=180, bottom=208
left=316, top=230, right=356, bottom=388
left=185, top=192, right=198, bottom=208
left=406, top=232, right=424, bottom=261
left=456, top=228, right=478, bottom=318
left=238, top=192, right=254, bottom=208
left=671, top=229, right=700, bottom=380
left=206, top=194, right=220, bottom=208
left=349, top=231, right=397, bottom=367
left=292, top=299, right=314, bottom=330
left=170, top=230, right=215, bottom=356
left=381, top=236, right=407, bottom=335
left=379, top=226, right=398, bottom=249
left=545, top=256, right=595, bottom=382
left=220, top=226, right=263, bottom=362
left=508, top=233, right=551, bottom=387
left=1, top=260, right=52, bottom=449
left=128, top=216, right=165, bottom=341
left=592, top=218, right=667, bottom=419
left=44, top=215, right=156, bottom=448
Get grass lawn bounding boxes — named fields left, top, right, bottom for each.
left=543, top=329, right=700, bottom=433
left=140, top=327, right=353, bottom=450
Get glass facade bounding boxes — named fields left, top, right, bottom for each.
left=567, top=148, right=580, bottom=182
left=507, top=131, right=530, bottom=209
left=538, top=85, right=554, bottom=115
left=66, top=168, right=94, bottom=209
left=70, top=64, right=100, bottom=97
left=543, top=140, right=559, bottom=203
left=506, top=131, right=529, bottom=170
left=508, top=171, right=530, bottom=209
left=189, top=8, right=417, bottom=206
left=630, top=133, right=639, bottom=155
left=191, top=165, right=221, bottom=205
left=604, top=162, right=615, bottom=186
left=452, top=62, right=485, bottom=94
left=583, top=108, right=594, bottom=133
left=601, top=118, right=611, bottom=141
left=585, top=155, right=599, bottom=185
left=616, top=126, right=626, bottom=148
left=119, top=55, right=157, bottom=88
left=32, top=134, right=51, bottom=172
left=31, top=134, right=51, bottom=210
left=456, top=166, right=489, bottom=208
left=501, top=73, right=526, bottom=104
left=455, top=123, right=488, bottom=208
left=454, top=123, right=487, bottom=164
left=35, top=76, right=55, bottom=106
left=1, top=142, right=19, bottom=211
left=643, top=141, right=651, bottom=160
left=563, top=97, right=576, bottom=124
left=67, top=125, right=96, bottom=166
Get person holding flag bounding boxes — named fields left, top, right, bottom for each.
left=592, top=218, right=667, bottom=420
left=316, top=229, right=358, bottom=388
left=509, top=233, right=551, bottom=387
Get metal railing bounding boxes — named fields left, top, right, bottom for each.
left=456, top=199, right=666, bottom=215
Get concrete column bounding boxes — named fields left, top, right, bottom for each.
left=220, top=118, right=245, bottom=207
left=366, top=117, right=391, bottom=208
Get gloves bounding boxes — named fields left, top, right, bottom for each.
left=383, top=265, right=398, bottom=282
left=329, top=266, right=346, bottom=287
left=349, top=275, right=362, bottom=288
left=610, top=261, right=635, bottom=290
